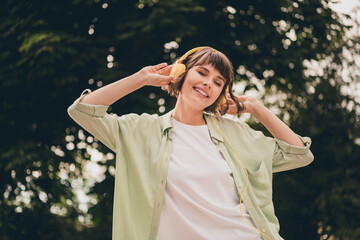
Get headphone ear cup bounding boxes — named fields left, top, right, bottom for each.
left=170, top=63, right=186, bottom=78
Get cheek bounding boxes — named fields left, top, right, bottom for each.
left=210, top=93, right=221, bottom=107
left=182, top=75, right=193, bottom=88
left=214, top=88, right=224, bottom=99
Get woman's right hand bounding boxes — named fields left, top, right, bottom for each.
left=78, top=63, right=176, bottom=106
left=137, top=63, right=176, bottom=87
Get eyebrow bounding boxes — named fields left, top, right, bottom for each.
left=198, top=66, right=225, bottom=82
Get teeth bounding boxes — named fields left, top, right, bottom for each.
left=195, top=87, right=208, bottom=97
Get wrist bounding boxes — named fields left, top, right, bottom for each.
left=132, top=71, right=147, bottom=87
left=248, top=100, right=266, bottom=118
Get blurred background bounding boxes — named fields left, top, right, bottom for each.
left=1, top=0, right=359, bottom=239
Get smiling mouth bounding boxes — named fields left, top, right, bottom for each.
left=193, top=87, right=209, bottom=98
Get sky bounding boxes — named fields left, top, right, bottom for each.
left=330, top=0, right=360, bottom=106
left=329, top=0, right=360, bottom=14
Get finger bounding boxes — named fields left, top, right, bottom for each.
left=154, top=63, right=168, bottom=71
left=226, top=105, right=238, bottom=115
left=226, top=101, right=246, bottom=114
left=161, top=85, right=169, bottom=91
left=163, top=65, right=172, bottom=74
left=160, top=75, right=176, bottom=83
left=236, top=95, right=247, bottom=101
left=227, top=94, right=244, bottom=102
left=157, top=65, right=172, bottom=75
left=227, top=98, right=235, bottom=104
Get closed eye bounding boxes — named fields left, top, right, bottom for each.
left=197, top=71, right=206, bottom=76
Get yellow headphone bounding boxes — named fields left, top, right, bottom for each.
left=169, top=46, right=207, bottom=78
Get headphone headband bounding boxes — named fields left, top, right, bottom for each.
left=177, top=46, right=207, bottom=63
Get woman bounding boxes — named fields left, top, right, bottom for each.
left=68, top=47, right=314, bottom=240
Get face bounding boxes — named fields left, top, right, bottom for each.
left=178, top=64, right=225, bottom=111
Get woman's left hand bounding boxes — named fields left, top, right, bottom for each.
left=223, top=95, right=263, bottom=115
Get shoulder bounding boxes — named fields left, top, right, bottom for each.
left=209, top=114, right=271, bottom=141
left=117, top=112, right=161, bottom=128
left=214, top=115, right=257, bottom=132
left=119, top=112, right=160, bottom=121
left=114, top=112, right=164, bottom=140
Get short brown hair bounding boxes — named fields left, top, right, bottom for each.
left=167, top=47, right=242, bottom=115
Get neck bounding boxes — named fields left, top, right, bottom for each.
left=172, top=100, right=206, bottom=126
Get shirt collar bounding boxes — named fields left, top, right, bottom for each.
left=204, top=113, right=224, bottom=143
left=160, top=110, right=224, bottom=143
left=160, top=110, right=173, bottom=134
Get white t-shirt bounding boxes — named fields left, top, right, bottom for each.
left=157, top=118, right=262, bottom=240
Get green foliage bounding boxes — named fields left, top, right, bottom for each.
left=1, top=0, right=359, bottom=239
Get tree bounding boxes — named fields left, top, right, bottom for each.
left=1, top=0, right=356, bottom=239
left=0, top=1, right=102, bottom=239
left=273, top=6, right=360, bottom=239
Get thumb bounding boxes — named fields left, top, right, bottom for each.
left=161, top=75, right=176, bottom=83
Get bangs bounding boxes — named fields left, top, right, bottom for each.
left=192, top=50, right=233, bottom=84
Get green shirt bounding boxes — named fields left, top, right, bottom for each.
left=68, top=89, right=314, bottom=240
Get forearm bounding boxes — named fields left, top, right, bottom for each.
left=80, top=72, right=146, bottom=106
left=252, top=105, right=305, bottom=147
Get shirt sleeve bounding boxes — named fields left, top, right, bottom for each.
left=272, top=135, right=314, bottom=173
left=234, top=120, right=314, bottom=173
left=67, top=89, right=120, bottom=152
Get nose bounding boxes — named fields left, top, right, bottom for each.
left=202, top=77, right=212, bottom=88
